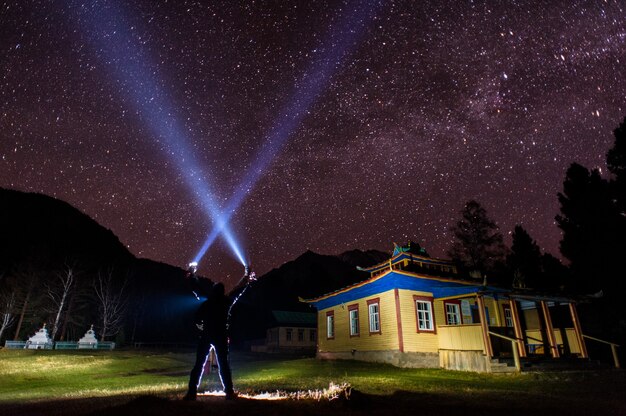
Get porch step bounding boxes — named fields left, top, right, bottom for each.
left=494, top=356, right=609, bottom=372
left=488, top=359, right=517, bottom=373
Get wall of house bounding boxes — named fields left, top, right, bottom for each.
left=397, top=289, right=439, bottom=353
left=483, top=297, right=502, bottom=326
left=317, top=289, right=399, bottom=353
left=523, top=306, right=541, bottom=329
left=266, top=326, right=317, bottom=349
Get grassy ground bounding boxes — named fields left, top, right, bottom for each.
left=0, top=349, right=625, bottom=415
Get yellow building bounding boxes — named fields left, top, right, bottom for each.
left=302, top=243, right=590, bottom=372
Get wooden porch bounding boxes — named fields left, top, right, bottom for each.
left=437, top=294, right=620, bottom=372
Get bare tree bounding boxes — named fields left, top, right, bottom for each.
left=94, top=268, right=128, bottom=341
left=45, top=262, right=77, bottom=341
left=12, top=265, right=42, bottom=340
left=0, top=285, right=16, bottom=343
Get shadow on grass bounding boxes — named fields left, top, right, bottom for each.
left=3, top=387, right=625, bottom=416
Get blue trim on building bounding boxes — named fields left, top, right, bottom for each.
left=309, top=272, right=495, bottom=310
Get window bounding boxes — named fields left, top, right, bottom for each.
left=310, top=329, right=316, bottom=342
left=414, top=296, right=435, bottom=332
left=326, top=311, right=334, bottom=339
left=368, top=298, right=381, bottom=333
left=503, top=304, right=514, bottom=327
left=286, top=328, right=293, bottom=342
left=444, top=301, right=461, bottom=325
left=349, top=304, right=359, bottom=336
left=298, top=329, right=305, bottom=342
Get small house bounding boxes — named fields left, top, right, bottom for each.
left=251, top=310, right=317, bottom=353
left=302, top=242, right=593, bottom=372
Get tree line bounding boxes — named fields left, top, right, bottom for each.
left=0, top=260, right=129, bottom=344
left=447, top=117, right=626, bottom=342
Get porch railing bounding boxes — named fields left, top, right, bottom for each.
left=488, top=331, right=521, bottom=372
left=583, top=335, right=620, bottom=369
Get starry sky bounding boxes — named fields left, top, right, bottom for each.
left=1, top=0, right=625, bottom=285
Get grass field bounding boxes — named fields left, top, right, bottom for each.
left=1, top=349, right=625, bottom=415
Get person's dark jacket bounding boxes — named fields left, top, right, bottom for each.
left=194, top=290, right=230, bottom=339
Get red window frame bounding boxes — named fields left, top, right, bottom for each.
left=367, top=298, right=382, bottom=335
left=348, top=303, right=360, bottom=337
left=326, top=310, right=335, bottom=340
left=414, top=295, right=436, bottom=333
left=443, top=299, right=463, bottom=325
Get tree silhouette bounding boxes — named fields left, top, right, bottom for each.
left=506, top=225, right=565, bottom=290
left=556, top=163, right=619, bottom=293
left=507, top=225, right=542, bottom=289
left=607, top=117, right=626, bottom=215
left=94, top=268, right=128, bottom=341
left=448, top=200, right=506, bottom=281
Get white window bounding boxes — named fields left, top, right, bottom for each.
left=326, top=313, right=334, bottom=339
left=416, top=300, right=434, bottom=331
left=445, top=302, right=461, bottom=325
left=286, top=328, right=293, bottom=342
left=349, top=307, right=359, bottom=336
left=504, top=307, right=514, bottom=327
left=368, top=302, right=380, bottom=333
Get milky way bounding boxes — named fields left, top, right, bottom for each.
left=1, top=1, right=625, bottom=285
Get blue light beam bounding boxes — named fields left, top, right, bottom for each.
left=193, top=0, right=383, bottom=263
left=71, top=1, right=246, bottom=266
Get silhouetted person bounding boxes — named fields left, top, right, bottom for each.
left=184, top=267, right=255, bottom=400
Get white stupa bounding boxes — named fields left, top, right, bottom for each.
left=26, top=324, right=52, bottom=349
left=78, top=325, right=98, bottom=349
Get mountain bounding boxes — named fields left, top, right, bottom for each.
left=0, top=188, right=195, bottom=343
left=229, top=248, right=389, bottom=343
left=0, top=188, right=392, bottom=346
left=0, top=187, right=133, bottom=272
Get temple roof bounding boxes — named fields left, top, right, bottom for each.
left=301, top=268, right=508, bottom=310
left=357, top=242, right=455, bottom=274
left=392, top=241, right=429, bottom=257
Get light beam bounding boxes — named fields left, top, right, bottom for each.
left=193, top=0, right=383, bottom=263
left=71, top=1, right=246, bottom=266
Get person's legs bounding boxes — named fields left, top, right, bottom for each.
left=185, top=338, right=211, bottom=400
left=212, top=338, right=234, bottom=397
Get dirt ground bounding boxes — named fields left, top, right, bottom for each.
left=2, top=388, right=626, bottom=416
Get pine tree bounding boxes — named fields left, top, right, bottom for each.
left=448, top=200, right=506, bottom=281
left=507, top=225, right=542, bottom=289
left=607, top=117, right=626, bottom=215
left=556, top=163, right=620, bottom=293
left=507, top=225, right=565, bottom=290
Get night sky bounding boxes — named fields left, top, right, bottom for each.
left=2, top=1, right=625, bottom=285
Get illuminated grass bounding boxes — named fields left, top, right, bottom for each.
left=1, top=349, right=624, bottom=408
left=0, top=349, right=192, bottom=401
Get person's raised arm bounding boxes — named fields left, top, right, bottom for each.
left=227, top=266, right=257, bottom=312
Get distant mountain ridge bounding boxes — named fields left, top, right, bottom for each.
left=0, top=187, right=133, bottom=271
left=228, top=248, right=389, bottom=343
left=0, top=188, right=391, bottom=344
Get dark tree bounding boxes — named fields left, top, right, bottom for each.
left=607, top=117, right=626, bottom=215
left=555, top=163, right=620, bottom=293
left=606, top=118, right=626, bottom=267
left=540, top=253, right=568, bottom=291
left=448, top=200, right=506, bottom=281
left=506, top=226, right=565, bottom=290
left=507, top=225, right=542, bottom=289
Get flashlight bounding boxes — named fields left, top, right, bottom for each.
left=245, top=265, right=257, bottom=282
left=188, top=261, right=198, bottom=275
